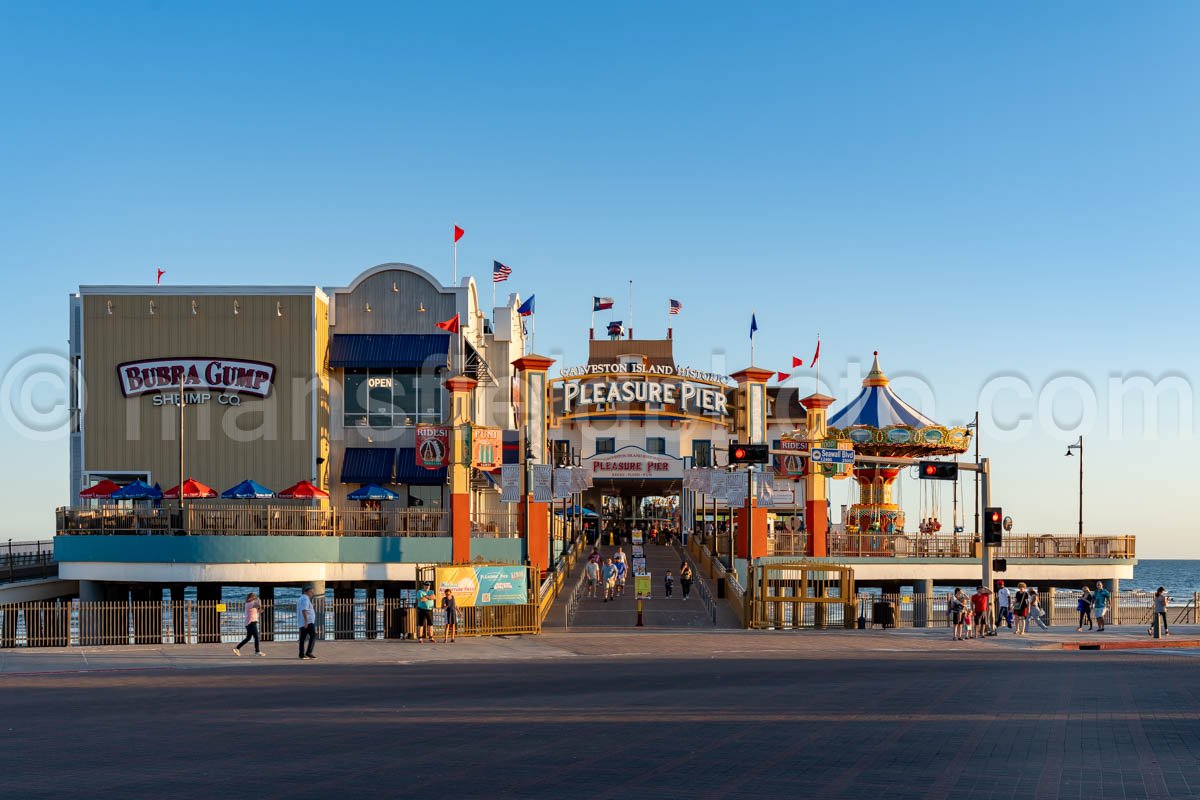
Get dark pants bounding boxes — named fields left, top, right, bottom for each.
left=1155, top=611, right=1169, bottom=633
left=681, top=579, right=692, bottom=599
left=298, top=623, right=316, bottom=657
left=998, top=606, right=1010, bottom=627
left=665, top=582, right=673, bottom=597
left=237, top=622, right=260, bottom=652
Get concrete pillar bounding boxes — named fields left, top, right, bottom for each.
left=1046, top=587, right=1056, bottom=627
left=445, top=375, right=479, bottom=564
left=78, top=580, right=104, bottom=646
left=333, top=585, right=355, bottom=640
left=196, top=584, right=222, bottom=644
left=259, top=585, right=275, bottom=642
left=1108, top=578, right=1120, bottom=625
left=383, top=584, right=402, bottom=639
left=130, top=586, right=161, bottom=644
left=309, top=580, right=327, bottom=640
left=914, top=579, right=934, bottom=628
left=101, top=584, right=129, bottom=645
left=1, top=604, right=16, bottom=647
left=800, top=393, right=837, bottom=557
left=731, top=367, right=774, bottom=560
left=514, top=354, right=556, bottom=573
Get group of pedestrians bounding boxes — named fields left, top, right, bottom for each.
left=583, top=546, right=696, bottom=602
left=949, top=581, right=1051, bottom=640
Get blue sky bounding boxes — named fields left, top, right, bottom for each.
left=1, top=3, right=1197, bottom=555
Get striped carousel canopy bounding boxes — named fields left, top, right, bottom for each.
left=827, top=352, right=937, bottom=430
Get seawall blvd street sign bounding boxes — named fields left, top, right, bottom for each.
left=811, top=448, right=855, bottom=465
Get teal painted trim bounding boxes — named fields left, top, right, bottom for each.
left=755, top=555, right=1138, bottom=567
left=469, top=538, right=526, bottom=564
left=55, top=536, right=453, bottom=564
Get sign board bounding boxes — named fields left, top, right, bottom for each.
left=553, top=467, right=572, bottom=500
left=632, top=532, right=644, bottom=545
left=632, top=557, right=647, bottom=573
left=531, top=464, right=553, bottom=503
left=811, top=447, right=855, bottom=465
left=117, top=357, right=276, bottom=398
left=585, top=446, right=684, bottom=480
left=215, top=603, right=227, bottom=613
left=471, top=427, right=502, bottom=469
left=415, top=426, right=451, bottom=469
left=631, top=544, right=644, bottom=557
left=500, top=464, right=522, bottom=504
left=634, top=573, right=652, bottom=598
left=435, top=565, right=529, bottom=607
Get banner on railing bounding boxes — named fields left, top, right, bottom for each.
left=435, top=565, right=529, bottom=606
left=500, top=465, right=522, bottom=503
left=755, top=472, right=775, bottom=507
left=553, top=467, right=572, bottom=500
left=531, top=464, right=553, bottom=503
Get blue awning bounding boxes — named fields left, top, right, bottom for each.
left=396, top=447, right=447, bottom=486
left=340, top=447, right=396, bottom=484
left=329, top=334, right=451, bottom=369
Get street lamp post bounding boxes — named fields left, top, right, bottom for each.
left=968, top=410, right=979, bottom=536
left=1065, top=436, right=1084, bottom=549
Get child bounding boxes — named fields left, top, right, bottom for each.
left=664, top=570, right=674, bottom=598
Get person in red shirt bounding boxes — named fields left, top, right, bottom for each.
left=970, top=587, right=990, bottom=639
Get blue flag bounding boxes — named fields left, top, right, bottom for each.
left=518, top=295, right=535, bottom=316
left=750, top=313, right=758, bottom=339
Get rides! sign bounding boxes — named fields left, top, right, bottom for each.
left=416, top=426, right=451, bottom=469
left=117, top=358, right=276, bottom=398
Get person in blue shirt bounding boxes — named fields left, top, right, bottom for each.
left=614, top=559, right=628, bottom=596
left=416, top=582, right=437, bottom=643
left=601, top=558, right=618, bottom=602
left=1092, top=581, right=1111, bottom=632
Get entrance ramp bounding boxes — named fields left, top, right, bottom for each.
left=561, top=538, right=741, bottom=629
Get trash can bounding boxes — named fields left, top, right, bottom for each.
left=873, top=601, right=897, bottom=629
left=717, top=577, right=726, bottom=599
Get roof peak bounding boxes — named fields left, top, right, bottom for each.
left=864, top=351, right=889, bottom=387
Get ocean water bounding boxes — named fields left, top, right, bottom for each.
left=1128, top=560, right=1200, bottom=596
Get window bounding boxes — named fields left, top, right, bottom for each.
left=646, top=437, right=666, bottom=455
left=595, top=438, right=615, bottom=454
left=692, top=440, right=712, bottom=468
left=408, top=485, right=443, bottom=509
left=343, top=369, right=443, bottom=428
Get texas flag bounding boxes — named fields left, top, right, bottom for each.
left=518, top=295, right=535, bottom=316
left=593, top=296, right=614, bottom=311
left=435, top=313, right=460, bottom=334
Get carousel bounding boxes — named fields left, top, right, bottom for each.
left=826, top=352, right=972, bottom=538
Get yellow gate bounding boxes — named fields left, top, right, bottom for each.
left=749, top=562, right=856, bottom=630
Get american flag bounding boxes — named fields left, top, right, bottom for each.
left=493, top=261, right=512, bottom=283
left=669, top=298, right=682, bottom=315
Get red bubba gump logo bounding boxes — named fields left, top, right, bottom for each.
left=117, top=358, right=276, bottom=398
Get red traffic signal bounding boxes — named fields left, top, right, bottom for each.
left=984, top=506, right=1003, bottom=545
left=918, top=461, right=958, bottom=481
left=728, top=443, right=769, bottom=465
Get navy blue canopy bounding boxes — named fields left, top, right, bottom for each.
left=347, top=484, right=400, bottom=501
left=221, top=479, right=276, bottom=499
left=111, top=479, right=163, bottom=500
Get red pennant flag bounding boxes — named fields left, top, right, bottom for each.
left=811, top=338, right=821, bottom=367
left=776, top=371, right=790, bottom=382
left=453, top=225, right=464, bottom=243
left=791, top=355, right=803, bottom=368
left=435, top=313, right=460, bottom=334
left=156, top=268, right=165, bottom=284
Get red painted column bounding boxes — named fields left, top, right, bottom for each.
left=513, top=354, right=556, bottom=574
left=800, top=393, right=836, bottom=557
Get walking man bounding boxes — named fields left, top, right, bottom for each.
left=1092, top=580, right=1111, bottom=632
left=602, top=557, right=618, bottom=602
left=969, top=586, right=989, bottom=640
left=297, top=585, right=317, bottom=660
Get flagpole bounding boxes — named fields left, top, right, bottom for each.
left=591, top=300, right=595, bottom=336
left=628, top=280, right=633, bottom=339
left=815, top=332, right=820, bottom=395
left=492, top=269, right=496, bottom=313
left=751, top=309, right=755, bottom=366
left=453, top=238, right=457, bottom=285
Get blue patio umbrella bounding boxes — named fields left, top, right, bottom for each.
left=347, top=484, right=400, bottom=501
left=555, top=504, right=598, bottom=517
left=221, top=479, right=276, bottom=499
left=110, top=479, right=163, bottom=500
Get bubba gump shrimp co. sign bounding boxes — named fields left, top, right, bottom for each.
left=117, top=358, right=276, bottom=406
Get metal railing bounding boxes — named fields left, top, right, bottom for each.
left=767, top=532, right=809, bottom=556
left=826, top=533, right=1135, bottom=559
left=55, top=505, right=449, bottom=537
left=470, top=510, right=522, bottom=538
left=2, top=540, right=56, bottom=582
left=1, top=598, right=539, bottom=648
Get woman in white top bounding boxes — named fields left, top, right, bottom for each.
left=235, top=592, right=265, bottom=656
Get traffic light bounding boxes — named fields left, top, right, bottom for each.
left=992, top=558, right=1007, bottom=573
left=918, top=461, right=958, bottom=481
left=728, top=442, right=769, bottom=465
left=984, top=507, right=1003, bottom=546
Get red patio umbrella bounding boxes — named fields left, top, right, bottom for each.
left=276, top=479, right=330, bottom=499
left=163, top=478, right=218, bottom=499
left=79, top=479, right=121, bottom=499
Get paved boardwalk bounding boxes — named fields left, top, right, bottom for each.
left=4, top=630, right=1200, bottom=799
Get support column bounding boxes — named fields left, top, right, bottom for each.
left=914, top=578, right=934, bottom=628
left=78, top=580, right=105, bottom=646
left=445, top=374, right=479, bottom=564
left=168, top=584, right=188, bottom=644
left=383, top=584, right=402, bottom=639
left=800, top=393, right=837, bottom=557
left=1108, top=578, right=1120, bottom=625
left=130, top=586, right=161, bottom=644
left=333, top=585, right=355, bottom=640
left=731, top=367, right=773, bottom=561
left=310, top=580, right=327, bottom=640
left=364, top=584, right=378, bottom=640
left=514, top=354, right=556, bottom=573
left=1046, top=587, right=1057, bottom=627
